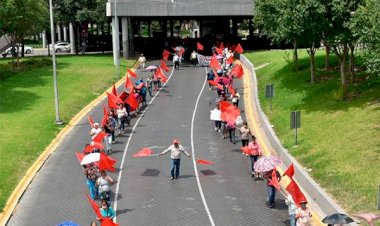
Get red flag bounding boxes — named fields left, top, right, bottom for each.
left=208, top=80, right=223, bottom=90
left=210, top=55, right=221, bottom=70
left=196, top=159, right=214, bottom=165
left=230, top=44, right=236, bottom=51
left=228, top=86, right=236, bottom=96
left=221, top=105, right=240, bottom=125
left=155, top=67, right=168, bottom=83
left=86, top=194, right=102, bottom=218
left=269, top=168, right=281, bottom=191
left=107, top=92, right=123, bottom=109
left=101, top=105, right=108, bottom=127
left=219, top=100, right=233, bottom=112
left=75, top=152, right=85, bottom=163
left=160, top=60, right=170, bottom=72
left=127, top=69, right=137, bottom=78
left=101, top=218, right=119, bottom=226
left=125, top=76, right=133, bottom=90
left=163, top=49, right=171, bottom=61
left=87, top=115, right=95, bottom=128
left=111, top=84, right=118, bottom=96
left=220, top=42, right=224, bottom=49
left=133, top=147, right=153, bottom=157
left=93, top=131, right=107, bottom=143
left=234, top=43, right=244, bottom=54
left=84, top=142, right=104, bottom=153
left=241, top=146, right=250, bottom=155
left=232, top=64, right=244, bottom=78
left=215, top=47, right=223, bottom=55
left=98, top=152, right=116, bottom=172
left=283, top=163, right=295, bottom=178
left=125, top=93, right=139, bottom=110
left=118, top=91, right=128, bottom=102
left=197, top=42, right=204, bottom=51
left=227, top=56, right=234, bottom=65
left=212, top=69, right=219, bottom=81
left=286, top=179, right=307, bottom=206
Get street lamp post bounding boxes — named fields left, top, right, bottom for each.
left=49, top=0, right=63, bottom=125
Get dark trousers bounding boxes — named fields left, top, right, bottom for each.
left=174, top=61, right=180, bottom=69
left=170, top=159, right=181, bottom=177
left=267, top=185, right=276, bottom=206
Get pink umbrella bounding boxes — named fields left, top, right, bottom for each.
left=145, top=65, right=158, bottom=71
left=254, top=156, right=282, bottom=173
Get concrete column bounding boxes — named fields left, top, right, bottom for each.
left=248, top=18, right=253, bottom=36
left=232, top=19, right=238, bottom=36
left=162, top=20, right=168, bottom=38
left=148, top=20, right=151, bottom=38
left=42, top=30, right=47, bottom=48
left=122, top=17, right=129, bottom=59
left=128, top=17, right=134, bottom=53
left=170, top=20, right=174, bottom=38
left=57, top=25, right=62, bottom=41
left=69, top=22, right=76, bottom=53
left=112, top=16, right=120, bottom=65
left=63, top=26, right=68, bottom=41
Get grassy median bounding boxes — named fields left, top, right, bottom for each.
left=245, top=50, right=380, bottom=213
left=0, top=55, right=135, bottom=211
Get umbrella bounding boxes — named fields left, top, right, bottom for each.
left=80, top=152, right=116, bottom=172
left=322, top=213, right=355, bottom=225
left=145, top=65, right=158, bottom=71
left=353, top=213, right=380, bottom=226
left=253, top=155, right=282, bottom=172
left=57, top=221, right=80, bottom=226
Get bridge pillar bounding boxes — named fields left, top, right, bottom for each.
left=112, top=16, right=120, bottom=65
left=122, top=17, right=129, bottom=59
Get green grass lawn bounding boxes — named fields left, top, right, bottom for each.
left=0, top=55, right=135, bottom=211
left=246, top=50, right=380, bottom=214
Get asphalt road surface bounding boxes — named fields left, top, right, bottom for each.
left=6, top=61, right=289, bottom=226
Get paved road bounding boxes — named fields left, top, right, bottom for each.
left=6, top=61, right=289, bottom=226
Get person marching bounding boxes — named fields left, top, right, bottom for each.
left=159, top=139, right=191, bottom=180
left=138, top=53, right=146, bottom=71
left=247, top=135, right=262, bottom=179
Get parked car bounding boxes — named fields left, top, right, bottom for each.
left=4, top=44, right=34, bottom=55
left=49, top=41, right=71, bottom=52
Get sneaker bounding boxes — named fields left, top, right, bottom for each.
left=170, top=177, right=174, bottom=180
left=215, top=127, right=218, bottom=131
left=269, top=205, right=273, bottom=208
left=218, top=129, right=221, bottom=132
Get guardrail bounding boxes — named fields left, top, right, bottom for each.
left=239, top=54, right=356, bottom=225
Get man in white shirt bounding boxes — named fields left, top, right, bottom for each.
left=90, top=123, right=102, bottom=140
left=138, top=53, right=146, bottom=70
left=159, top=139, right=191, bottom=180
left=173, top=54, right=180, bottom=69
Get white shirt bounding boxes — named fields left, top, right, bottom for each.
left=116, top=107, right=127, bottom=118
left=173, top=55, right=179, bottom=63
left=138, top=56, right=146, bottom=63
left=161, top=144, right=190, bottom=159
left=90, top=127, right=102, bottom=139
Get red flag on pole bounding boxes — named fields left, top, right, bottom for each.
left=219, top=100, right=233, bottom=112
left=215, top=47, right=223, bottom=55
left=234, top=43, right=244, bottom=54
left=83, top=142, right=104, bottom=153
left=210, top=55, right=221, bottom=70
left=212, top=69, right=219, bottom=81
left=93, top=131, right=107, bottom=143
left=227, top=85, right=236, bottom=96
left=86, top=194, right=102, bottom=218
left=101, top=105, right=108, bottom=127
left=283, top=163, right=295, bottom=178
left=133, top=147, right=154, bottom=157
left=197, top=42, right=204, bottom=51
left=127, top=69, right=137, bottom=78
left=227, top=56, right=234, bottom=65
left=98, top=152, right=116, bottom=172
left=125, top=93, right=139, bottom=109
left=107, top=92, right=123, bottom=109
left=163, top=49, right=171, bottom=61
left=75, top=152, right=85, bottom=163
left=160, top=60, right=170, bottom=72
left=118, top=91, right=128, bottom=102
left=232, top=64, right=244, bottom=78
left=101, top=218, right=119, bottom=226
left=196, top=159, right=214, bottom=165
left=125, top=76, right=133, bottom=90
left=208, top=80, right=223, bottom=90
left=155, top=67, right=168, bottom=83
left=111, top=83, right=118, bottom=96
left=241, top=146, right=250, bottom=155
left=269, top=168, right=281, bottom=191
left=286, top=179, right=307, bottom=206
left=87, top=115, right=95, bottom=128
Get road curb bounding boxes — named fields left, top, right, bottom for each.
left=0, top=61, right=137, bottom=226
left=242, top=59, right=334, bottom=226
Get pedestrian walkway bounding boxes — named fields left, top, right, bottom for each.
left=6, top=61, right=290, bottom=226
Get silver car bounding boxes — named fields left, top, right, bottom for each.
left=49, top=41, right=71, bottom=52
left=4, top=44, right=34, bottom=54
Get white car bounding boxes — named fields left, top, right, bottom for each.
left=4, top=44, right=34, bottom=54
left=49, top=41, right=71, bottom=52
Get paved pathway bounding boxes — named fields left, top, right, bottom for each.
left=7, top=61, right=289, bottom=226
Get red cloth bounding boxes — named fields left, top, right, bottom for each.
left=125, top=76, right=133, bottom=90
left=160, top=60, right=170, bottom=72
left=98, top=152, right=116, bottom=172
left=107, top=92, right=123, bottom=109
left=93, top=131, right=107, bottom=143
left=269, top=168, right=281, bottom=191
left=101, top=105, right=108, bottom=127
left=111, top=84, right=118, bottom=96
left=87, top=115, right=94, bottom=128
left=155, top=67, right=168, bottom=83
left=209, top=55, right=221, bottom=70
left=219, top=42, right=224, bottom=49
left=214, top=47, right=223, bottom=55
left=227, top=56, right=234, bottom=65
left=133, top=147, right=153, bottom=157
left=286, top=179, right=307, bottom=206
left=234, top=43, right=244, bottom=54
left=75, top=152, right=85, bottom=163
left=101, top=218, right=119, bottom=226
left=227, top=86, right=236, bottom=96
left=86, top=194, right=102, bottom=219
left=283, top=163, right=295, bottom=178
left=196, top=159, right=214, bottom=165
left=232, top=64, right=244, bottom=78
left=208, top=80, right=223, bottom=90
left=125, top=93, right=139, bottom=110
left=221, top=105, right=240, bottom=125
left=127, top=69, right=137, bottom=78
left=163, top=49, right=171, bottom=61
left=197, top=42, right=204, bottom=51
left=212, top=70, right=219, bottom=80
left=219, top=100, right=233, bottom=112
left=118, top=91, right=128, bottom=102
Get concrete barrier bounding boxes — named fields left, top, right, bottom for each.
left=240, top=54, right=356, bottom=225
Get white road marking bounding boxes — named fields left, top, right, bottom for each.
left=254, top=62, right=271, bottom=70
left=113, top=66, right=176, bottom=222
left=189, top=67, right=216, bottom=226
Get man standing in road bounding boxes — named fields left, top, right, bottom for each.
left=159, top=139, right=191, bottom=180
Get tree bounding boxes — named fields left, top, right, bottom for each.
left=350, top=0, right=380, bottom=76
left=254, top=0, right=304, bottom=72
